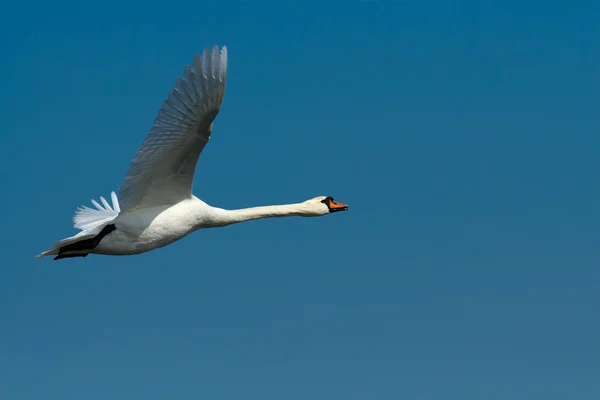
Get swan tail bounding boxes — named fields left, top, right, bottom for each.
left=73, top=191, right=120, bottom=231
left=36, top=224, right=116, bottom=260
left=36, top=231, right=97, bottom=259
left=36, top=192, right=120, bottom=260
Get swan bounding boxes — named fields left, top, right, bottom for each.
left=37, top=45, right=348, bottom=261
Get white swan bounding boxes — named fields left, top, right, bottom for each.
left=38, top=45, right=348, bottom=261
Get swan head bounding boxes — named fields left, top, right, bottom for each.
left=303, top=196, right=348, bottom=216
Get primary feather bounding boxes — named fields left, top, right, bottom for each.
left=117, top=45, right=228, bottom=212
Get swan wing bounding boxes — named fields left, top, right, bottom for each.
left=118, top=45, right=228, bottom=212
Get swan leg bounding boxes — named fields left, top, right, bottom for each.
left=54, top=253, right=90, bottom=260
left=53, top=224, right=116, bottom=261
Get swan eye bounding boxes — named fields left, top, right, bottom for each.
left=321, top=196, right=348, bottom=213
left=321, top=196, right=333, bottom=205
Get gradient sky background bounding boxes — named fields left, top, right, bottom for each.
left=1, top=1, right=599, bottom=399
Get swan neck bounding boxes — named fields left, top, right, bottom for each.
left=214, top=203, right=307, bottom=226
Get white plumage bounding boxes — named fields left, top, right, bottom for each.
left=38, top=45, right=347, bottom=260
left=73, top=192, right=120, bottom=231
left=119, top=46, right=227, bottom=211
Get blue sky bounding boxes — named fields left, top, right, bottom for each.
left=0, top=1, right=599, bottom=399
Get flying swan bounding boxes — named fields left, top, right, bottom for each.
left=38, top=45, right=348, bottom=261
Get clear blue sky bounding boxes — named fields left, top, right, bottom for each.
left=1, top=1, right=599, bottom=399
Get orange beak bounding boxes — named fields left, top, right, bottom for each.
left=329, top=199, right=348, bottom=212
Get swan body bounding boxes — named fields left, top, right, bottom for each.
left=38, top=45, right=348, bottom=261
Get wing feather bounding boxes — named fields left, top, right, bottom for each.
left=118, top=45, right=228, bottom=211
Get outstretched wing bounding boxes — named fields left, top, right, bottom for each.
left=118, top=45, right=228, bottom=212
